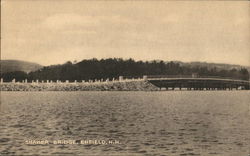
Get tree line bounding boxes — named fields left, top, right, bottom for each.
left=1, top=58, right=249, bottom=82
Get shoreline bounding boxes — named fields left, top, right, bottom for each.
left=0, top=81, right=159, bottom=91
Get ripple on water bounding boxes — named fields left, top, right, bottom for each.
left=0, top=91, right=250, bottom=155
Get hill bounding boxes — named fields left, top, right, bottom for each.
left=1, top=58, right=249, bottom=82
left=173, top=61, right=250, bottom=72
left=0, top=60, right=43, bottom=73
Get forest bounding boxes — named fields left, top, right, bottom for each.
left=1, top=58, right=249, bottom=82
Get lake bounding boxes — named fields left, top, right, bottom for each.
left=0, top=91, right=249, bottom=156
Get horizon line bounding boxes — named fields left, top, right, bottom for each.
left=1, top=58, right=250, bottom=68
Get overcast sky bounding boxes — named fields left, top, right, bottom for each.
left=2, top=0, right=250, bottom=66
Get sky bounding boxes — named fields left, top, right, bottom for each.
left=1, top=0, right=250, bottom=66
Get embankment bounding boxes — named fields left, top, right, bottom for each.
left=0, top=81, right=159, bottom=91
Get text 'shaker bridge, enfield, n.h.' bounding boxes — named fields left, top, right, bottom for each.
left=144, top=75, right=250, bottom=90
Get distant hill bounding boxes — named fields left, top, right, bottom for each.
left=171, top=61, right=250, bottom=72
left=0, top=60, right=43, bottom=73
left=1, top=58, right=249, bottom=81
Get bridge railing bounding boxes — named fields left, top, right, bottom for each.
left=146, top=75, right=249, bottom=81
left=147, top=75, right=192, bottom=78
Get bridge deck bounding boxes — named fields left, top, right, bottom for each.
left=148, top=77, right=250, bottom=83
left=146, top=76, right=250, bottom=90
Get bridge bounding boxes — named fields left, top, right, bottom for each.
left=145, top=75, right=250, bottom=90
left=1, top=75, right=249, bottom=91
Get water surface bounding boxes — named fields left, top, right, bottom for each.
left=0, top=91, right=249, bottom=155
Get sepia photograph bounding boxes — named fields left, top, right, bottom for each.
left=1, top=0, right=250, bottom=155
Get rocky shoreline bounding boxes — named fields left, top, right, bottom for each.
left=0, top=81, right=159, bottom=91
